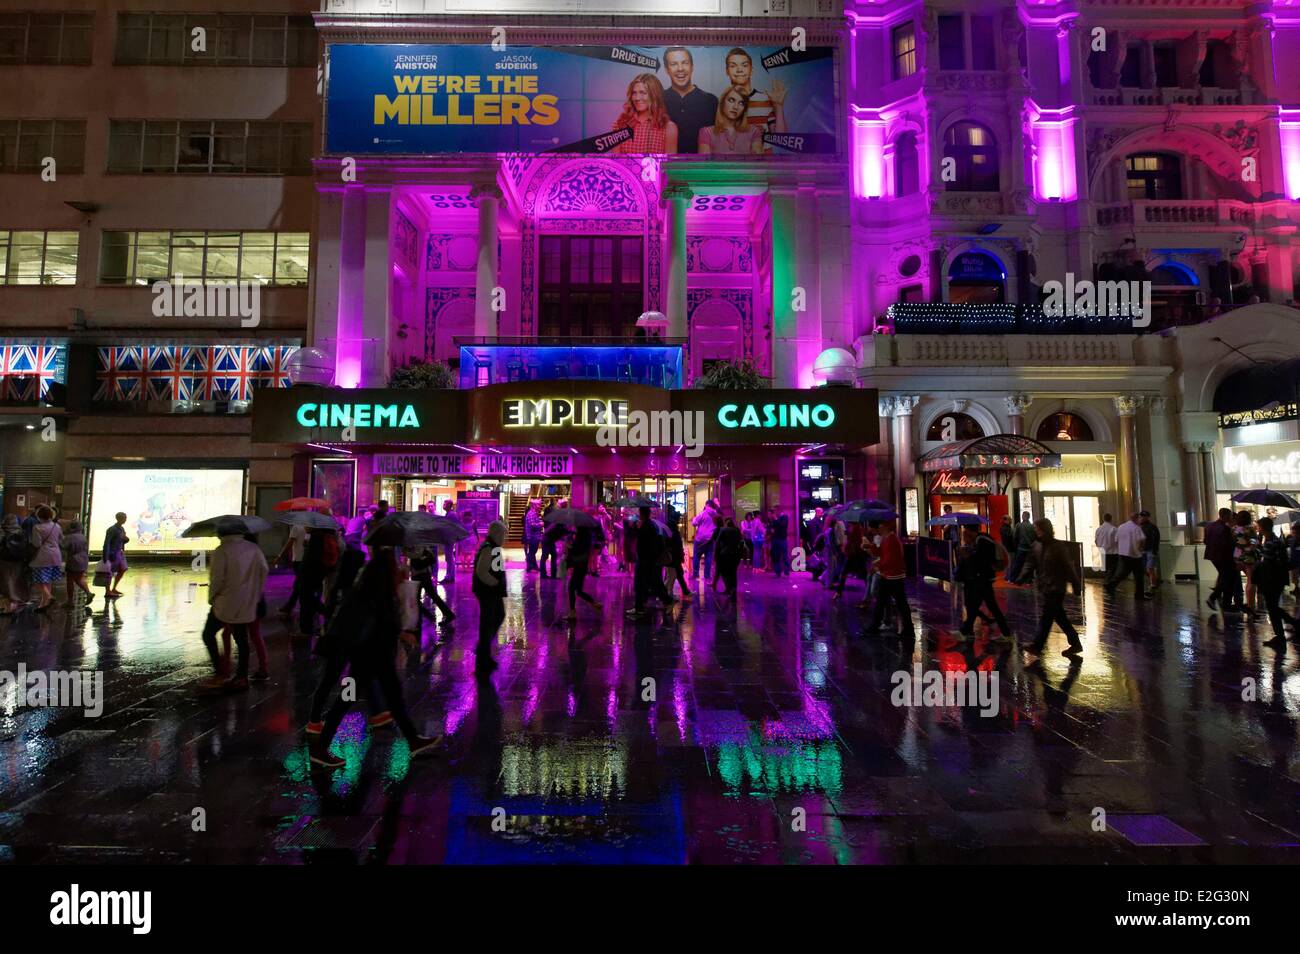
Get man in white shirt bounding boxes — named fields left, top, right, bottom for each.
left=1094, top=513, right=1119, bottom=582
left=1105, top=512, right=1149, bottom=599
left=277, top=522, right=307, bottom=617
left=200, top=532, right=269, bottom=690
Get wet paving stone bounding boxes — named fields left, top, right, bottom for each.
left=0, top=562, right=1298, bottom=863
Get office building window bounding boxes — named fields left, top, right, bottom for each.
left=108, top=120, right=312, bottom=174
left=0, top=120, right=85, bottom=174
left=0, top=230, right=79, bottom=284
left=99, top=230, right=309, bottom=285
left=892, top=22, right=916, bottom=80
left=0, top=12, right=93, bottom=64
left=114, top=13, right=315, bottom=66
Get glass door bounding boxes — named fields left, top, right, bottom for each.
left=1072, top=495, right=1102, bottom=570
left=1041, top=495, right=1072, bottom=547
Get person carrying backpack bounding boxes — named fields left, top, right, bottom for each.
left=0, top=514, right=29, bottom=613
left=956, top=524, right=1012, bottom=641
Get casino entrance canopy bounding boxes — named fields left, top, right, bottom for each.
left=919, top=434, right=1062, bottom=473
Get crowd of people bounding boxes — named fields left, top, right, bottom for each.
left=7, top=488, right=1300, bottom=769
left=0, top=505, right=128, bottom=615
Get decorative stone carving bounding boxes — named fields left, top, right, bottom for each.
left=894, top=395, right=921, bottom=417
left=1113, top=395, right=1145, bottom=417
left=1149, top=396, right=1168, bottom=414
left=469, top=183, right=503, bottom=205
left=879, top=396, right=897, bottom=418
left=540, top=162, right=642, bottom=214
left=1213, top=119, right=1259, bottom=154
left=1004, top=393, right=1032, bottom=416
left=660, top=183, right=695, bottom=207
left=935, top=193, right=1005, bottom=215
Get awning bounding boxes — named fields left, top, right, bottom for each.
left=919, top=434, right=1062, bottom=473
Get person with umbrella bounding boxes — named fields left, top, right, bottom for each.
left=282, top=511, right=342, bottom=639
left=1253, top=516, right=1299, bottom=650
left=540, top=500, right=563, bottom=579
left=274, top=498, right=328, bottom=618
left=406, top=542, right=454, bottom=627
left=861, top=518, right=914, bottom=638
left=473, top=520, right=509, bottom=673
left=307, top=544, right=441, bottom=767
left=190, top=516, right=269, bottom=691
left=955, top=523, right=1012, bottom=642
left=543, top=505, right=601, bottom=618
left=1232, top=510, right=1263, bottom=618
left=1287, top=519, right=1300, bottom=596
left=440, top=500, right=464, bottom=583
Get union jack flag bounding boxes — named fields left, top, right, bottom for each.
left=211, top=345, right=256, bottom=401
left=252, top=345, right=297, bottom=390
left=184, top=346, right=219, bottom=401
left=0, top=343, right=64, bottom=402
left=95, top=346, right=146, bottom=401
left=144, top=346, right=192, bottom=401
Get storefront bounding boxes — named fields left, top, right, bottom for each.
left=252, top=382, right=881, bottom=541
left=1214, top=416, right=1300, bottom=519
left=1030, top=453, right=1117, bottom=570
left=918, top=434, right=1062, bottom=542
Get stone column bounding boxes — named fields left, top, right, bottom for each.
left=360, top=185, right=391, bottom=388
left=795, top=181, right=822, bottom=387
left=471, top=183, right=502, bottom=340
left=894, top=395, right=920, bottom=532
left=770, top=186, right=798, bottom=388
left=1005, top=393, right=1032, bottom=492
left=877, top=396, right=896, bottom=504
left=1114, top=395, right=1145, bottom=516
left=1182, top=440, right=1204, bottom=541
left=335, top=184, right=367, bottom=389
left=1199, top=441, right=1218, bottom=527
left=662, top=183, right=693, bottom=343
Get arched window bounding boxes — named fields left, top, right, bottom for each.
left=1125, top=153, right=1182, bottom=200
left=947, top=251, right=1006, bottom=304
left=895, top=132, right=919, bottom=197
left=1036, top=412, right=1095, bottom=442
left=925, top=411, right=985, bottom=441
left=943, top=122, right=999, bottom=192
left=1150, top=263, right=1197, bottom=286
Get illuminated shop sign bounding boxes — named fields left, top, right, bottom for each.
left=926, top=452, right=1061, bottom=471
left=718, top=403, right=836, bottom=429
left=295, top=402, right=421, bottom=428
left=373, top=452, right=573, bottom=476
left=502, top=398, right=628, bottom=427
left=1218, top=403, right=1298, bottom=429
left=1036, top=454, right=1108, bottom=492
left=1220, top=441, right=1300, bottom=490
left=931, top=471, right=991, bottom=494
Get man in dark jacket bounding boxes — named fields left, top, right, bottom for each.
left=1008, top=512, right=1037, bottom=584
left=957, top=525, right=1012, bottom=640
left=1203, top=507, right=1238, bottom=611
left=1020, top=518, right=1083, bottom=657
left=631, top=507, right=674, bottom=616
left=999, top=516, right=1017, bottom=581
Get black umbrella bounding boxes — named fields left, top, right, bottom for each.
left=181, top=514, right=272, bottom=538
left=365, top=512, right=471, bottom=548
left=1231, top=488, right=1300, bottom=509
left=276, top=511, right=339, bottom=530
left=611, top=494, right=658, bottom=509
left=543, top=508, right=599, bottom=529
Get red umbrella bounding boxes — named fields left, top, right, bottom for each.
left=275, top=497, right=332, bottom=513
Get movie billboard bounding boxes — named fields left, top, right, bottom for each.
left=326, top=43, right=837, bottom=156
left=88, top=469, right=246, bottom=553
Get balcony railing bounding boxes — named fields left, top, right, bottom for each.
left=1094, top=199, right=1254, bottom=228
left=882, top=301, right=1286, bottom=335
left=1089, top=86, right=1251, bottom=107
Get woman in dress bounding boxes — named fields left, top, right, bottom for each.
left=1233, top=510, right=1262, bottom=618
left=611, top=73, right=678, bottom=154
left=698, top=85, right=764, bottom=156
left=28, top=505, right=63, bottom=611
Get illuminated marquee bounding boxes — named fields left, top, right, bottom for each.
left=295, top=403, right=421, bottom=428
left=502, top=397, right=629, bottom=427
left=718, top=403, right=836, bottom=429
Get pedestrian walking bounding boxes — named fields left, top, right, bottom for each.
left=750, top=512, right=766, bottom=571
left=473, top=520, right=508, bottom=673
left=522, top=500, right=542, bottom=574
left=1254, top=516, right=1299, bottom=650
left=691, top=499, right=719, bottom=581
left=664, top=509, right=691, bottom=597
left=631, top=506, right=674, bottom=617
left=307, top=546, right=441, bottom=767
left=406, top=544, right=454, bottom=624
left=1233, top=510, right=1263, bottom=618
left=1288, top=522, right=1300, bottom=596
left=999, top=515, right=1017, bottom=582
left=714, top=517, right=743, bottom=596
left=833, top=519, right=868, bottom=600
left=956, top=524, right=1012, bottom=641
left=1204, top=507, right=1240, bottom=611
left=276, top=520, right=308, bottom=616
left=1020, top=518, right=1084, bottom=658
left=198, top=530, right=268, bottom=691
left=1105, top=512, right=1149, bottom=600
left=1007, top=512, right=1036, bottom=584
left=540, top=502, right=564, bottom=579
left=61, top=520, right=93, bottom=608
left=1139, top=510, right=1161, bottom=590
left=769, top=505, right=790, bottom=577
left=441, top=500, right=462, bottom=582
left=102, top=511, right=130, bottom=598
left=861, top=519, right=914, bottom=637
left=563, top=525, right=601, bottom=620
left=1094, top=513, right=1119, bottom=581
left=27, top=506, right=63, bottom=611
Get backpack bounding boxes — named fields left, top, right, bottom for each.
left=320, top=531, right=340, bottom=569
left=982, top=534, right=1009, bottom=572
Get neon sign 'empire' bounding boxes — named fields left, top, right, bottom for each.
left=502, top=397, right=629, bottom=427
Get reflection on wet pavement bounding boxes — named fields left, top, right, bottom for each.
left=1, top=563, right=1298, bottom=864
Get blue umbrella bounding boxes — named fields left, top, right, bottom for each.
left=1230, top=488, right=1300, bottom=509
left=927, top=513, right=987, bottom=527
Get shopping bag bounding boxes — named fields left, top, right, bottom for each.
left=92, top=559, right=112, bottom=588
